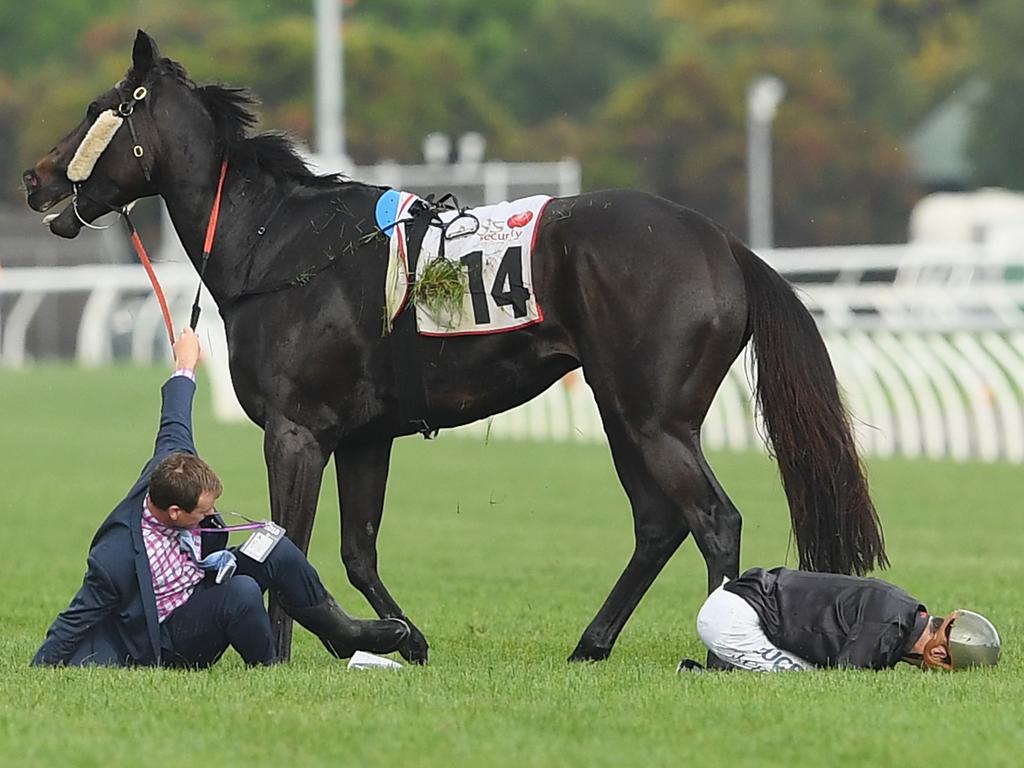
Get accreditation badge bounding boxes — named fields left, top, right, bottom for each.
left=239, top=521, right=286, bottom=563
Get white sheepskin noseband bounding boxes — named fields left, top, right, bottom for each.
left=67, top=110, right=124, bottom=182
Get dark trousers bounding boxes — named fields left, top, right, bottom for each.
left=161, top=536, right=329, bottom=668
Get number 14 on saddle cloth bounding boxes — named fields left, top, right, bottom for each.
left=381, top=192, right=551, bottom=336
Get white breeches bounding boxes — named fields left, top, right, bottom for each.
left=696, top=584, right=816, bottom=672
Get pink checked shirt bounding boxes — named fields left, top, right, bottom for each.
left=141, top=501, right=204, bottom=623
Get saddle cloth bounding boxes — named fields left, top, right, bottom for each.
left=380, top=192, right=551, bottom=336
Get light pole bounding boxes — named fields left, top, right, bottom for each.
left=315, top=0, right=349, bottom=169
left=747, top=74, right=785, bottom=249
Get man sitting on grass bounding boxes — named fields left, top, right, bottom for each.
left=680, top=567, right=1001, bottom=672
left=33, top=328, right=408, bottom=668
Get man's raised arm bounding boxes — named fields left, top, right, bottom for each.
left=153, top=328, right=202, bottom=457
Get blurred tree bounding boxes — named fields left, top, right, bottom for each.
left=0, top=0, right=991, bottom=240
left=773, top=1, right=916, bottom=130
left=343, top=21, right=519, bottom=163
left=967, top=0, right=1024, bottom=189
left=14, top=5, right=239, bottom=170
left=659, top=0, right=916, bottom=130
left=182, top=17, right=321, bottom=140
left=348, top=0, right=667, bottom=125
left=588, top=55, right=745, bottom=230
left=8, top=2, right=524, bottom=174
left=473, top=0, right=668, bottom=125
left=0, top=0, right=125, bottom=75
left=855, top=0, right=982, bottom=119
left=599, top=1, right=916, bottom=245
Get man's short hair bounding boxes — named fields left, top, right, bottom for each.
left=149, top=453, right=222, bottom=511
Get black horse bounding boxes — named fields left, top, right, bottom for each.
left=24, top=31, right=886, bottom=664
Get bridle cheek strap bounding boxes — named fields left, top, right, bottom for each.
left=67, top=82, right=151, bottom=184
left=118, top=85, right=153, bottom=183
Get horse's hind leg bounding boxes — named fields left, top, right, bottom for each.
left=264, top=414, right=330, bottom=661
left=335, top=438, right=429, bottom=664
left=569, top=424, right=692, bottom=661
left=564, top=213, right=748, bottom=663
left=569, top=418, right=742, bottom=661
left=673, top=435, right=745, bottom=670
left=688, top=440, right=744, bottom=594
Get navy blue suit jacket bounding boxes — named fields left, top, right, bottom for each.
left=32, top=375, right=227, bottom=667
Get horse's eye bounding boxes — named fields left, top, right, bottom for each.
left=86, top=101, right=100, bottom=121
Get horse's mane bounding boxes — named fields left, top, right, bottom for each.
left=155, top=58, right=343, bottom=188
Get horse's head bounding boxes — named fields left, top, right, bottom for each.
left=23, top=30, right=181, bottom=238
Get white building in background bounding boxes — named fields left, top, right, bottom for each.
left=910, top=188, right=1024, bottom=246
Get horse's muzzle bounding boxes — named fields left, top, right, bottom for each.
left=22, top=169, right=40, bottom=195
left=24, top=174, right=72, bottom=216
left=24, top=153, right=77, bottom=209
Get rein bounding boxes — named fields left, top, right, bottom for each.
left=71, top=159, right=228, bottom=348
left=188, top=157, right=229, bottom=331
left=124, top=214, right=177, bottom=347
left=120, top=158, right=228, bottom=347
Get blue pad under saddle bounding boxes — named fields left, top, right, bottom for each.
left=375, top=189, right=404, bottom=234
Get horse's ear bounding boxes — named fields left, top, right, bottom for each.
left=132, top=29, right=161, bottom=73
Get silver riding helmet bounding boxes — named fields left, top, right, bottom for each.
left=948, top=610, right=1001, bottom=668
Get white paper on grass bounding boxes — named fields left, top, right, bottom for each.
left=347, top=650, right=403, bottom=670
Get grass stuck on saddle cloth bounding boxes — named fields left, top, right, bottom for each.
left=379, top=191, right=551, bottom=336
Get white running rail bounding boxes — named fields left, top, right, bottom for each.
left=3, top=242, right=1024, bottom=462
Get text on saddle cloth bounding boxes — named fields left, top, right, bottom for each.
left=380, top=192, right=551, bottom=336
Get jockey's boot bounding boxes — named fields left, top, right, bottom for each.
left=285, top=595, right=410, bottom=659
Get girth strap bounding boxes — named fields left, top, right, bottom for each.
left=389, top=202, right=438, bottom=439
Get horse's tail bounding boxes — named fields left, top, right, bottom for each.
left=729, top=236, right=888, bottom=575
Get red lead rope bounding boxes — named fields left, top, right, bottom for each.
left=203, top=158, right=229, bottom=256
left=189, top=157, right=230, bottom=332
left=125, top=218, right=176, bottom=347
left=124, top=157, right=229, bottom=347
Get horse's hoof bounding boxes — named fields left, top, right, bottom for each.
left=567, top=643, right=612, bottom=663
left=397, top=628, right=429, bottom=664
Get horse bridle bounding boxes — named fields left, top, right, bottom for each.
left=70, top=82, right=153, bottom=230
left=70, top=78, right=229, bottom=341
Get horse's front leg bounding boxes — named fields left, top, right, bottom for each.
left=335, top=438, right=430, bottom=664
left=264, top=414, right=330, bottom=661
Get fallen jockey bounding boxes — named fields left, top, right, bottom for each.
left=679, top=567, right=1001, bottom=672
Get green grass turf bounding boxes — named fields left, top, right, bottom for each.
left=1, top=366, right=1022, bottom=767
